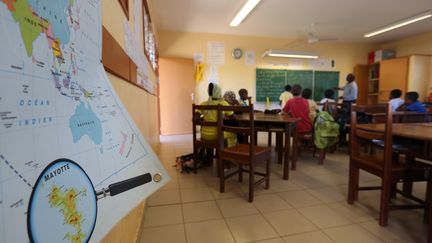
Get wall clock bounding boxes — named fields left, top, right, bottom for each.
left=232, top=48, right=243, bottom=59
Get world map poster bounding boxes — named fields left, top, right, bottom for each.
left=0, top=0, right=169, bottom=242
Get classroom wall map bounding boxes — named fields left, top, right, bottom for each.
left=0, top=0, right=169, bottom=242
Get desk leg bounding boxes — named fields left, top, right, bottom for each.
left=276, top=132, right=283, bottom=164
left=283, top=124, right=291, bottom=180
left=291, top=124, right=299, bottom=170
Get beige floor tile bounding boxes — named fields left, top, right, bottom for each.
left=307, top=186, right=346, bottom=203
left=278, top=190, right=323, bottom=208
left=282, top=231, right=334, bottom=243
left=263, top=209, right=317, bottom=236
left=159, top=177, right=179, bottom=191
left=209, top=184, right=244, bottom=200
left=226, top=214, right=278, bottom=243
left=323, top=225, right=383, bottom=243
left=140, top=224, right=186, bottom=243
left=268, top=179, right=301, bottom=192
left=297, top=205, right=352, bottom=229
left=217, top=198, right=259, bottom=218
left=180, top=187, right=213, bottom=203
left=327, top=202, right=376, bottom=223
left=178, top=176, right=208, bottom=189
left=360, top=219, right=426, bottom=243
left=254, top=237, right=285, bottom=243
left=182, top=201, right=223, bottom=223
left=185, top=219, right=235, bottom=243
left=143, top=204, right=183, bottom=227
left=147, top=189, right=181, bottom=206
left=253, top=194, right=292, bottom=213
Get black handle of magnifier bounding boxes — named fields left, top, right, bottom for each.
left=107, top=173, right=152, bottom=196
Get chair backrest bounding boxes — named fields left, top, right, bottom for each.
left=350, top=104, right=393, bottom=169
left=192, top=104, right=221, bottom=144
left=217, top=104, right=255, bottom=155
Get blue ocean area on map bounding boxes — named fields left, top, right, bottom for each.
left=69, top=101, right=102, bottom=144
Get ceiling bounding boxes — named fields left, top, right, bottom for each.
left=153, top=0, right=432, bottom=43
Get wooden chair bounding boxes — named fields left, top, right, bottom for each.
left=217, top=104, right=272, bottom=202
left=348, top=104, right=432, bottom=226
left=297, top=102, right=339, bottom=165
left=192, top=104, right=220, bottom=173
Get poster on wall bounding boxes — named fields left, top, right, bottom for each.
left=0, top=0, right=169, bottom=242
left=207, top=41, right=225, bottom=65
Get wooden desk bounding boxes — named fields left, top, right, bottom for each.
left=367, top=112, right=432, bottom=123
left=356, top=123, right=432, bottom=142
left=234, top=113, right=301, bottom=180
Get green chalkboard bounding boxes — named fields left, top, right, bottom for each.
left=256, top=69, right=286, bottom=102
left=286, top=70, right=313, bottom=91
left=313, top=71, right=339, bottom=101
left=255, top=69, right=339, bottom=102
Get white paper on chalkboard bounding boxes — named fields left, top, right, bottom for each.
left=207, top=42, right=225, bottom=65
left=245, top=50, right=255, bottom=66
left=310, top=58, right=334, bottom=70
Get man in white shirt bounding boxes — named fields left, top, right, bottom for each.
left=388, top=89, right=404, bottom=112
left=334, top=73, right=358, bottom=145
left=279, top=85, right=293, bottom=108
left=335, top=73, right=358, bottom=103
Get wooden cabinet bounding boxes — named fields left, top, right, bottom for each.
left=354, top=64, right=369, bottom=105
left=355, top=55, right=432, bottom=105
left=379, top=58, right=409, bottom=103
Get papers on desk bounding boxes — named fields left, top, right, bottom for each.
left=254, top=102, right=282, bottom=112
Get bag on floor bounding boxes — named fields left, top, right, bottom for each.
left=175, top=153, right=200, bottom=173
left=314, top=111, right=340, bottom=149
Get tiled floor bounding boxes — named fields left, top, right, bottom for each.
left=140, top=134, right=428, bottom=243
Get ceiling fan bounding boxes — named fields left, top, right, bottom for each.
left=283, top=23, right=338, bottom=48
left=307, top=32, right=336, bottom=44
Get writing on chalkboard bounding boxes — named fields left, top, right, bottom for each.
left=256, top=69, right=339, bottom=102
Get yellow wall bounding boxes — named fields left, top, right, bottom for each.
left=381, top=31, right=432, bottom=95
left=101, top=0, right=160, bottom=242
left=381, top=31, right=432, bottom=57
left=158, top=30, right=377, bottom=103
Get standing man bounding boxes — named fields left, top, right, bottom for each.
left=334, top=73, right=358, bottom=145
left=335, top=73, right=358, bottom=104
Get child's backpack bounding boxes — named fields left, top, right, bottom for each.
left=314, top=111, right=340, bottom=149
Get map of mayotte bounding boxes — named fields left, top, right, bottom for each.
left=69, top=102, right=102, bottom=145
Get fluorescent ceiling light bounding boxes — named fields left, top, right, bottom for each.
left=230, top=0, right=261, bottom=27
left=262, top=49, right=319, bottom=59
left=364, top=10, right=432, bottom=38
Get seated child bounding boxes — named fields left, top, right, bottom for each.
left=388, top=89, right=404, bottom=112
left=223, top=90, right=240, bottom=106
left=283, top=84, right=312, bottom=134
left=197, top=83, right=237, bottom=149
left=238, top=88, right=250, bottom=106
left=302, top=88, right=318, bottom=122
left=279, top=85, right=293, bottom=108
left=396, top=91, right=426, bottom=113
left=319, top=89, right=336, bottom=111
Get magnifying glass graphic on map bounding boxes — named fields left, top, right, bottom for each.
left=27, top=158, right=158, bottom=243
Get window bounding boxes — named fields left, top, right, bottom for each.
left=142, top=1, right=158, bottom=72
